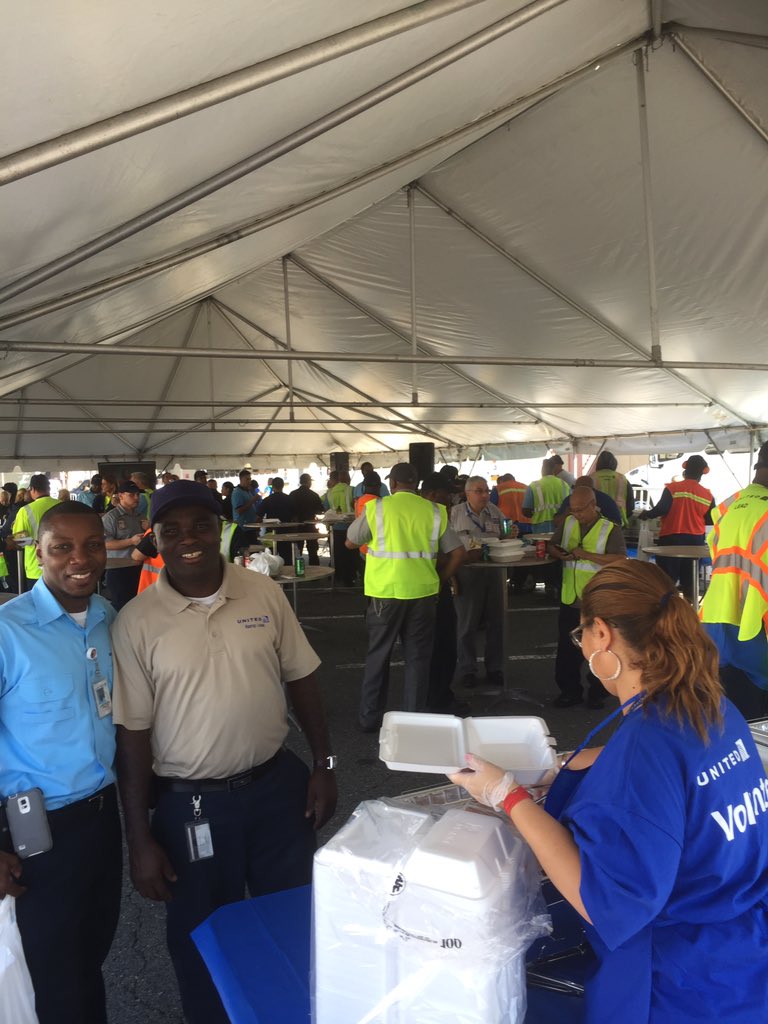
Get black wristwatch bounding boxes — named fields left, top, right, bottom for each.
left=313, top=755, right=337, bottom=771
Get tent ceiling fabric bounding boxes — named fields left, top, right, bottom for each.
left=1, top=0, right=767, bottom=469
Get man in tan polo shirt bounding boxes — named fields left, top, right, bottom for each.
left=111, top=481, right=337, bottom=1024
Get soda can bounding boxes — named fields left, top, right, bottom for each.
left=536, top=539, right=546, bottom=559
left=295, top=556, right=306, bottom=577
left=481, top=543, right=490, bottom=563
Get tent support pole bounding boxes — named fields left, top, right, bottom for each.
left=670, top=33, right=768, bottom=148
left=0, top=0, right=496, bottom=186
left=282, top=258, right=295, bottom=421
left=666, top=24, right=768, bottom=52
left=12, top=387, right=24, bottom=462
left=704, top=431, right=744, bottom=490
left=408, top=185, right=419, bottom=405
left=634, top=48, right=661, bottom=364
left=0, top=0, right=569, bottom=306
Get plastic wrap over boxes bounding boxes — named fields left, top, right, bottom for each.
left=312, top=796, right=549, bottom=1024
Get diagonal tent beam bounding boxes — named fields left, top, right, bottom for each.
left=0, top=0, right=494, bottom=185
left=247, top=405, right=284, bottom=458
left=288, top=253, right=574, bottom=441
left=0, top=0, right=569, bottom=306
left=213, top=298, right=463, bottom=448
left=137, top=302, right=203, bottom=454
left=44, top=380, right=138, bottom=454
left=0, top=32, right=648, bottom=333
left=291, top=387, right=360, bottom=455
left=291, top=384, right=401, bottom=455
left=142, top=384, right=284, bottom=455
left=666, top=23, right=768, bottom=51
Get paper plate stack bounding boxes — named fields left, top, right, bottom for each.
left=485, top=538, right=525, bottom=562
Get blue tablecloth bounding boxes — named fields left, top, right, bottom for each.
left=193, top=885, right=587, bottom=1024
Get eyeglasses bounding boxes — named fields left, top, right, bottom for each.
left=569, top=625, right=585, bottom=648
left=468, top=488, right=490, bottom=494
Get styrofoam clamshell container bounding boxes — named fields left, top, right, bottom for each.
left=379, top=713, right=557, bottom=784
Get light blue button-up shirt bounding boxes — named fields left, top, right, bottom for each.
left=0, top=581, right=117, bottom=810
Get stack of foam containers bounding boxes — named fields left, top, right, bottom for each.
left=312, top=799, right=548, bottom=1024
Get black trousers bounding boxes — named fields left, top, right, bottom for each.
left=655, top=532, right=703, bottom=602
left=105, top=564, right=142, bottom=611
left=151, top=750, right=316, bottom=1024
left=296, top=535, right=320, bottom=565
left=10, top=786, right=122, bottom=1024
left=554, top=603, right=603, bottom=702
left=331, top=528, right=357, bottom=585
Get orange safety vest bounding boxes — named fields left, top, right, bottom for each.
left=659, top=479, right=713, bottom=537
left=496, top=482, right=531, bottom=523
left=355, top=492, right=378, bottom=556
left=137, top=529, right=164, bottom=592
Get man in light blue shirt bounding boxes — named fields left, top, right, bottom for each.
left=0, top=501, right=121, bottom=1024
left=232, top=468, right=262, bottom=526
left=353, top=461, right=390, bottom=500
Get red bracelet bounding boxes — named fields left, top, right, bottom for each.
left=502, top=786, right=532, bottom=816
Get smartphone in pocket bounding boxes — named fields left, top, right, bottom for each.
left=5, top=788, right=53, bottom=858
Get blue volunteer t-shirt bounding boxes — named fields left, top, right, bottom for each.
left=558, top=697, right=768, bottom=1023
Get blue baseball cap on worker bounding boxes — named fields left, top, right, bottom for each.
left=150, top=479, right=222, bottom=526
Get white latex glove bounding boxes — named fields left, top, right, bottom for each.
left=447, top=753, right=520, bottom=810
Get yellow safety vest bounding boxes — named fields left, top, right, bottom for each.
left=327, top=483, right=353, bottom=514
left=593, top=470, right=629, bottom=526
left=220, top=521, right=238, bottom=561
left=0, top=553, right=7, bottom=578
left=530, top=477, right=570, bottom=525
left=364, top=491, right=445, bottom=599
left=700, top=484, right=768, bottom=640
left=14, top=497, right=60, bottom=579
left=560, top=515, right=615, bottom=605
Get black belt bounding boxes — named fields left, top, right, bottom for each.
left=48, top=784, right=116, bottom=827
left=155, top=750, right=284, bottom=793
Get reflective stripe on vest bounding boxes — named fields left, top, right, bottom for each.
left=700, top=485, right=768, bottom=640
left=138, top=559, right=163, bottom=592
left=561, top=516, right=614, bottom=605
left=363, top=493, right=445, bottom=599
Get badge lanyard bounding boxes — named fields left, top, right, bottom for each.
left=466, top=507, right=487, bottom=534
left=561, top=692, right=644, bottom=770
left=86, top=645, right=112, bottom=719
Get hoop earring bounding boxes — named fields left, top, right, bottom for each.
left=588, top=648, right=622, bottom=681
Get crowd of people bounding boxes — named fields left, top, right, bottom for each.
left=2, top=445, right=768, bottom=1023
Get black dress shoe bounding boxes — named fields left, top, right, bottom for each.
left=552, top=693, right=584, bottom=708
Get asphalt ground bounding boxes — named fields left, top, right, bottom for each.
left=104, top=573, right=622, bottom=1023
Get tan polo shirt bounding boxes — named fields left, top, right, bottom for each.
left=111, top=561, right=320, bottom=779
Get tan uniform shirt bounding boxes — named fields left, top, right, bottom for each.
left=111, top=561, right=320, bottom=779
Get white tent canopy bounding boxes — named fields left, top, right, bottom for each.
left=2, top=0, right=767, bottom=470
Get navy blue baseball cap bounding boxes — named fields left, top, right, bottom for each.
left=150, top=480, right=222, bottom=526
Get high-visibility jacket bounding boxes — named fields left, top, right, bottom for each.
left=560, top=515, right=616, bottom=605
left=364, top=491, right=445, bottom=599
left=0, top=553, right=7, bottom=578
left=592, top=470, right=630, bottom=526
left=219, top=521, right=239, bottom=561
left=529, top=477, right=570, bottom=526
left=699, top=484, right=768, bottom=641
left=327, top=483, right=354, bottom=514
left=354, top=493, right=378, bottom=556
left=13, top=497, right=60, bottom=579
left=659, top=479, right=713, bottom=538
left=137, top=528, right=163, bottom=592
left=497, top=481, right=531, bottom=523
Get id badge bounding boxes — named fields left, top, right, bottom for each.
left=185, top=819, right=214, bottom=862
left=92, top=678, right=112, bottom=719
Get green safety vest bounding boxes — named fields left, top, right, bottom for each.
left=0, top=553, right=7, bottom=577
left=220, top=520, right=238, bottom=561
left=700, top=484, right=768, bottom=641
left=14, top=497, right=60, bottom=580
left=593, top=469, right=629, bottom=526
left=327, top=483, right=353, bottom=514
left=364, top=491, right=445, bottom=599
left=530, top=476, right=570, bottom=525
left=560, top=515, right=615, bottom=605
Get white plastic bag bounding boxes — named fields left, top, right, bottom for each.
left=0, top=896, right=38, bottom=1024
left=636, top=518, right=659, bottom=561
left=246, top=552, right=284, bottom=578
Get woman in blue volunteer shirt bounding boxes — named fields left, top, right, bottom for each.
left=449, top=560, right=768, bottom=1023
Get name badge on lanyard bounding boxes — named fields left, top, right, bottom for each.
left=87, top=646, right=112, bottom=718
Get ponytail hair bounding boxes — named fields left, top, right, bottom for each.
left=581, top=561, right=722, bottom=741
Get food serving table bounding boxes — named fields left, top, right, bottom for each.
left=641, top=544, right=710, bottom=606
left=192, top=884, right=585, bottom=1024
